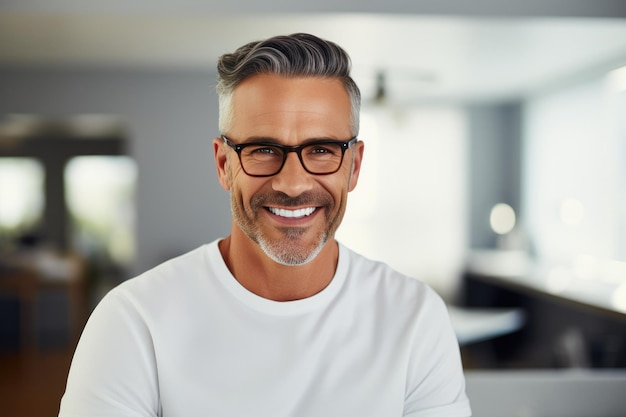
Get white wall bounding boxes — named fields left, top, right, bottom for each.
left=337, top=105, right=467, bottom=299
left=523, top=73, right=624, bottom=265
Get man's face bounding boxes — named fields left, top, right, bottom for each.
left=214, top=74, right=364, bottom=266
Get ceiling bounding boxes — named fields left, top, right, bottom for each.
left=1, top=9, right=626, bottom=103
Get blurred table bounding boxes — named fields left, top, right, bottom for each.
left=465, top=369, right=626, bottom=417
left=448, top=305, right=525, bottom=346
left=462, top=250, right=626, bottom=368
left=0, top=250, right=87, bottom=350
left=465, top=250, right=626, bottom=318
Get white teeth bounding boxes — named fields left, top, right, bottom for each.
left=268, top=207, right=316, bottom=218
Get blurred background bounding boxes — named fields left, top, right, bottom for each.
left=1, top=1, right=626, bottom=416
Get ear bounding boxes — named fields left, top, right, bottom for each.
left=213, top=137, right=231, bottom=191
left=348, top=140, right=365, bottom=192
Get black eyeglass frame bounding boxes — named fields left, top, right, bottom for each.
left=221, top=135, right=358, bottom=177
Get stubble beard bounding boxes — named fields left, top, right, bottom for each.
left=258, top=227, right=327, bottom=266
left=230, top=189, right=344, bottom=266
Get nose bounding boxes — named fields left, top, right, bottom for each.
left=271, top=152, right=314, bottom=197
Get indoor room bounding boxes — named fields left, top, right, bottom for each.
left=1, top=1, right=626, bottom=416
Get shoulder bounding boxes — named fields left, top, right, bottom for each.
left=95, top=242, right=219, bottom=320
left=118, top=242, right=213, bottom=294
left=339, top=243, right=440, bottom=296
left=338, top=243, right=446, bottom=316
left=338, top=245, right=472, bottom=415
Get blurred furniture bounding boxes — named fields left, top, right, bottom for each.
left=0, top=250, right=87, bottom=350
left=465, top=369, right=626, bottom=417
left=448, top=305, right=525, bottom=346
left=461, top=250, right=626, bottom=368
left=465, top=250, right=626, bottom=317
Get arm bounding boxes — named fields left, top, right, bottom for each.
left=59, top=288, right=161, bottom=417
left=403, top=289, right=472, bottom=417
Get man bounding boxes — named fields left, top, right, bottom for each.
left=59, top=33, right=471, bottom=417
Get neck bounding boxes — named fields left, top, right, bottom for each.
left=218, top=229, right=339, bottom=302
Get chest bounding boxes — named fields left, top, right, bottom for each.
left=154, top=308, right=412, bottom=416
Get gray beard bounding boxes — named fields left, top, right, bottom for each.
left=230, top=189, right=336, bottom=266
left=257, top=228, right=328, bottom=266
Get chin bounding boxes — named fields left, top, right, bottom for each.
left=259, top=234, right=327, bottom=266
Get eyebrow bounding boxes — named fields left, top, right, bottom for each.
left=237, top=136, right=279, bottom=144
left=238, top=136, right=346, bottom=145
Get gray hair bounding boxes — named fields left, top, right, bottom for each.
left=216, top=33, right=361, bottom=136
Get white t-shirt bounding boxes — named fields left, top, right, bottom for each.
left=59, top=240, right=471, bottom=417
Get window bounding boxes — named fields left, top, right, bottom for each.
left=0, top=157, right=44, bottom=247
left=65, top=156, right=137, bottom=268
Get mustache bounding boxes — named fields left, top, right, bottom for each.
left=250, top=191, right=333, bottom=209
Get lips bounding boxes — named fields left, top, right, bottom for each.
left=252, top=191, right=331, bottom=218
left=267, top=207, right=317, bottom=219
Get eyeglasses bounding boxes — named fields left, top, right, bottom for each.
left=221, top=135, right=358, bottom=177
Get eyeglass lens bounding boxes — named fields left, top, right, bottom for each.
left=241, top=143, right=345, bottom=176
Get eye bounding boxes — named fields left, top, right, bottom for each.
left=243, top=144, right=283, bottom=159
left=306, top=143, right=341, bottom=156
left=310, top=146, right=329, bottom=154
left=252, top=147, right=277, bottom=155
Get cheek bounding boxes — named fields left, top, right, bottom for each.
left=321, top=177, right=351, bottom=208
left=226, top=159, right=248, bottom=190
left=231, top=175, right=267, bottom=208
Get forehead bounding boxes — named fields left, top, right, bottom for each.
left=229, top=74, right=352, bottom=140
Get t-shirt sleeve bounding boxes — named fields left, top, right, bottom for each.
left=58, top=288, right=161, bottom=417
left=403, top=287, right=472, bottom=417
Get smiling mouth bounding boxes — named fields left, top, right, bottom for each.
left=267, top=207, right=317, bottom=219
